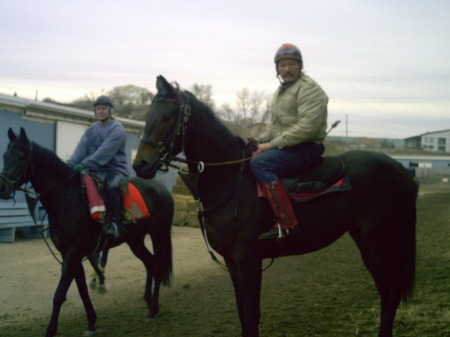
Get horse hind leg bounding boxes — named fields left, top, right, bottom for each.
left=353, top=234, right=414, bottom=337
left=87, top=253, right=106, bottom=293
left=127, top=239, right=158, bottom=319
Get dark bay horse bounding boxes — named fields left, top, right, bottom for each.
left=0, top=128, right=174, bottom=337
left=132, top=75, right=417, bottom=337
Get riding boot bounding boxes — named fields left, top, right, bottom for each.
left=258, top=179, right=299, bottom=240
left=103, top=192, right=125, bottom=238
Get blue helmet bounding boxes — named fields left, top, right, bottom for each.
left=93, top=95, right=114, bottom=108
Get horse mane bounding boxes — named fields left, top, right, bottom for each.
left=31, top=142, right=75, bottom=179
left=183, top=90, right=246, bottom=150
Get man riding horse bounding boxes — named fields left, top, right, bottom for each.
left=67, top=95, right=127, bottom=238
left=250, top=43, right=328, bottom=239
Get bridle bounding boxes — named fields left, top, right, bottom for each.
left=139, top=94, right=192, bottom=172
left=139, top=91, right=251, bottom=174
left=1, top=143, right=78, bottom=199
left=0, top=144, right=34, bottom=199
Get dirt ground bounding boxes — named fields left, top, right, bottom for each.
left=1, top=189, right=449, bottom=337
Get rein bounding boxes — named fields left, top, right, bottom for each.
left=142, top=90, right=275, bottom=272
left=166, top=155, right=252, bottom=173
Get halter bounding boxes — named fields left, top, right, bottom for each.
left=139, top=93, right=192, bottom=172
left=140, top=91, right=251, bottom=173
left=0, top=143, right=34, bottom=198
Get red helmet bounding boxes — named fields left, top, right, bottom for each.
left=274, top=43, right=302, bottom=64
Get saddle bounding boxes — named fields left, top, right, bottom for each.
left=82, top=173, right=150, bottom=223
left=282, top=157, right=351, bottom=203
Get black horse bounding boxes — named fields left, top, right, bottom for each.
left=132, top=75, right=417, bottom=337
left=0, top=128, right=174, bottom=337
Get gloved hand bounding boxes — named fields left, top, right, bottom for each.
left=245, top=137, right=260, bottom=152
left=72, top=163, right=85, bottom=172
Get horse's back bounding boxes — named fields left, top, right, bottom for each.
left=129, top=176, right=174, bottom=222
left=339, top=150, right=417, bottom=198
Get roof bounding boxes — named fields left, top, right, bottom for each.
left=0, top=93, right=145, bottom=133
left=420, top=129, right=450, bottom=137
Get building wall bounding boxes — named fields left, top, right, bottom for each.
left=0, top=110, right=55, bottom=154
left=421, top=130, right=450, bottom=152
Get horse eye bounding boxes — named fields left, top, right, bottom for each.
left=161, top=114, right=172, bottom=122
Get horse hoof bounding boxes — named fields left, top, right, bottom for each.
left=97, top=285, right=107, bottom=294
left=145, top=317, right=156, bottom=323
left=83, top=330, right=96, bottom=336
left=89, top=280, right=97, bottom=290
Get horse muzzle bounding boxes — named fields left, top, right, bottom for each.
left=0, top=175, right=16, bottom=199
left=133, top=159, right=161, bottom=179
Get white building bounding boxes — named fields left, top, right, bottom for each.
left=421, top=129, right=450, bottom=152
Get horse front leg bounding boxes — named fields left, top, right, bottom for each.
left=227, top=252, right=263, bottom=337
left=224, top=257, right=245, bottom=325
left=45, top=259, right=76, bottom=337
left=74, top=261, right=97, bottom=335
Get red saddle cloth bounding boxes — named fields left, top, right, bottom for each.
left=254, top=155, right=351, bottom=202
left=82, top=174, right=150, bottom=222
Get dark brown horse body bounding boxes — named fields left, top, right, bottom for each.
left=133, top=76, right=417, bottom=337
left=0, top=128, right=174, bottom=337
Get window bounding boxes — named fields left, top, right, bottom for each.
left=438, top=138, right=446, bottom=152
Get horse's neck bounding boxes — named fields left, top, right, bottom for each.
left=185, top=111, right=243, bottom=164
left=30, top=147, right=75, bottom=209
left=183, top=111, right=247, bottom=205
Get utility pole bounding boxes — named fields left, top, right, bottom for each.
left=346, top=114, right=348, bottom=138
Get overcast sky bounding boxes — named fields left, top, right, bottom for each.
left=1, top=0, right=449, bottom=139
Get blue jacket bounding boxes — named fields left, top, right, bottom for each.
left=68, top=119, right=129, bottom=176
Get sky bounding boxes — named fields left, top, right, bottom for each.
left=1, top=0, right=449, bottom=139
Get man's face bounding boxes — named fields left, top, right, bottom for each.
left=95, top=105, right=111, bottom=122
left=277, top=59, right=301, bottom=84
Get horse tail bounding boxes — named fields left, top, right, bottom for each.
left=400, top=169, right=419, bottom=302
left=391, top=174, right=417, bottom=303
left=152, top=221, right=173, bottom=286
left=400, top=207, right=416, bottom=303
left=403, top=193, right=417, bottom=302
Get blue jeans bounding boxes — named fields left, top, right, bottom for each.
left=93, top=170, right=127, bottom=223
left=250, top=142, right=325, bottom=184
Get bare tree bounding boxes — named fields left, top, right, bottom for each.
left=235, top=88, right=251, bottom=122
left=216, top=102, right=235, bottom=121
left=249, top=91, right=266, bottom=122
left=71, top=91, right=98, bottom=110
left=190, top=83, right=215, bottom=110
left=235, top=88, right=271, bottom=126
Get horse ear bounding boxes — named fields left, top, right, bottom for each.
left=156, top=75, right=175, bottom=98
left=8, top=128, right=16, bottom=142
left=19, top=127, right=30, bottom=144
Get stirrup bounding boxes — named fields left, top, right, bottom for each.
left=104, top=222, right=121, bottom=238
left=258, top=223, right=287, bottom=240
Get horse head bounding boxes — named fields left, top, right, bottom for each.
left=0, top=128, right=33, bottom=199
left=133, top=75, right=185, bottom=178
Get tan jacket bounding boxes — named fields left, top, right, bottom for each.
left=260, top=73, right=328, bottom=149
